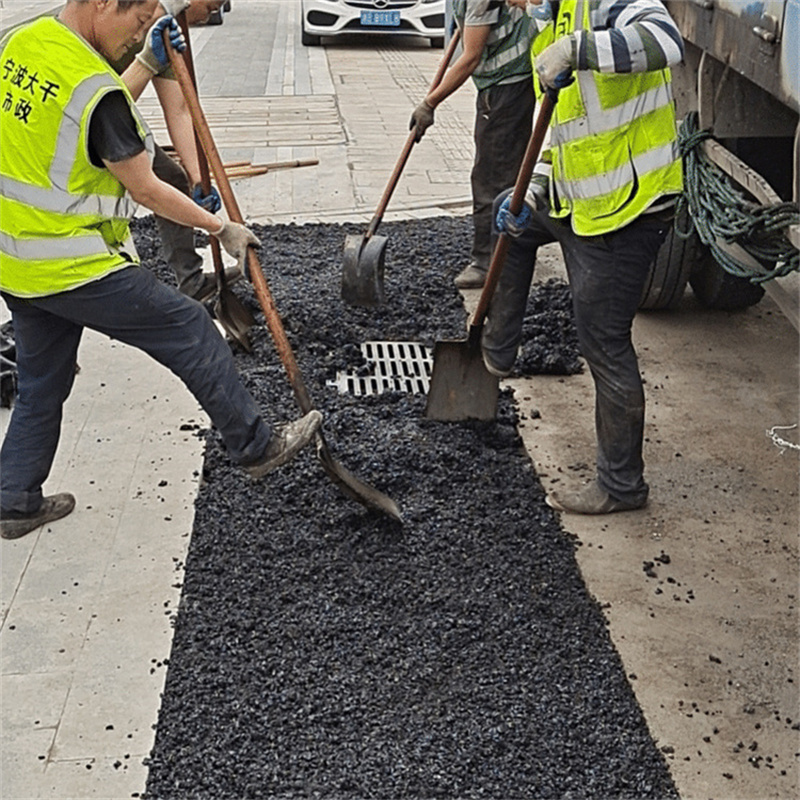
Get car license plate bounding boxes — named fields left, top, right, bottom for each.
left=360, top=10, right=401, bottom=27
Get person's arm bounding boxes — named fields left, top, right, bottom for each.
left=122, top=59, right=157, bottom=101
left=577, top=0, right=684, bottom=73
left=105, top=150, right=219, bottom=234
left=425, top=22, right=491, bottom=108
left=105, top=150, right=257, bottom=269
left=153, top=76, right=201, bottom=187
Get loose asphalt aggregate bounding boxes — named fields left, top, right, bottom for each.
left=132, top=215, right=678, bottom=799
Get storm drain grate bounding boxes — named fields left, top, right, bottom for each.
left=327, top=341, right=432, bottom=396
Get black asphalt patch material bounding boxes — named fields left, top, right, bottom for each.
left=134, top=216, right=677, bottom=799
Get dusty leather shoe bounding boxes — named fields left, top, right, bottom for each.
left=1, top=493, right=76, bottom=540
left=245, top=410, right=323, bottom=479
left=545, top=481, right=646, bottom=515
left=454, top=264, right=487, bottom=289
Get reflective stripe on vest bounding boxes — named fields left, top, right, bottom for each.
left=0, top=17, right=154, bottom=298
left=531, top=0, right=682, bottom=236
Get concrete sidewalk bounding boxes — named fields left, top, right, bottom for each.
left=1, top=3, right=477, bottom=798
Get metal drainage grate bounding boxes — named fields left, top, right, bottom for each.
left=327, top=341, right=432, bottom=396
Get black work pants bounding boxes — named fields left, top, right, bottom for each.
left=470, top=79, right=535, bottom=270
left=483, top=190, right=672, bottom=504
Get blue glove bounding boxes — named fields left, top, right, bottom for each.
left=192, top=183, right=222, bottom=213
left=496, top=195, right=533, bottom=237
left=136, top=16, right=186, bottom=75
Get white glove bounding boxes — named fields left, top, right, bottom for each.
left=524, top=171, right=549, bottom=211
left=159, top=0, right=191, bottom=16
left=535, top=35, right=576, bottom=90
left=214, top=221, right=260, bottom=274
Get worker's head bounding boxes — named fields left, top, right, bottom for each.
left=66, top=1, right=161, bottom=62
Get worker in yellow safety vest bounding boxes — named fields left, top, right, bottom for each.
left=0, top=0, right=321, bottom=540
left=483, top=0, right=684, bottom=514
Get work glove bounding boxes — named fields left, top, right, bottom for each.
left=496, top=194, right=533, bottom=237
left=159, top=0, right=191, bottom=16
left=535, top=35, right=576, bottom=90
left=409, top=99, right=435, bottom=143
left=135, top=15, right=186, bottom=75
left=524, top=172, right=549, bottom=212
left=214, top=221, right=260, bottom=274
left=192, top=183, right=222, bottom=213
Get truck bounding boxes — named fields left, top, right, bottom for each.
left=638, top=0, right=799, bottom=328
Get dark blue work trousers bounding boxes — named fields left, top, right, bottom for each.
left=483, top=190, right=671, bottom=504
left=1, top=265, right=271, bottom=514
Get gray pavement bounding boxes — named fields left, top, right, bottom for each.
left=2, top=3, right=798, bottom=800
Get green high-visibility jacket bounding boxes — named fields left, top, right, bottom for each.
left=531, top=0, right=683, bottom=236
left=0, top=17, right=154, bottom=298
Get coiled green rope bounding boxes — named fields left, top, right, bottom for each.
left=675, top=112, right=799, bottom=283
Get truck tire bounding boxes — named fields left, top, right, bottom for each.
left=639, top=215, right=698, bottom=310
left=689, top=251, right=765, bottom=311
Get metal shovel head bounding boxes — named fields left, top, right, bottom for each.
left=214, top=288, right=255, bottom=352
left=342, top=233, right=387, bottom=307
left=424, top=338, right=499, bottom=421
left=315, top=431, right=403, bottom=522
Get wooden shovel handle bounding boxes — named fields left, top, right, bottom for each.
left=166, top=36, right=314, bottom=413
left=366, top=29, right=462, bottom=239
left=174, top=12, right=226, bottom=281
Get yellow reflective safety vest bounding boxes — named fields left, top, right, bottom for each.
left=0, top=17, right=154, bottom=298
left=531, top=0, right=683, bottom=236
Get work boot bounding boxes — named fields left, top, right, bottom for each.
left=545, top=481, right=646, bottom=515
left=184, top=268, right=244, bottom=303
left=454, top=264, right=487, bottom=289
left=245, top=410, right=323, bottom=480
left=1, top=493, right=76, bottom=540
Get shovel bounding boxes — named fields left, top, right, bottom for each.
left=167, top=39, right=403, bottom=522
left=425, top=90, right=558, bottom=421
left=342, top=29, right=461, bottom=307
left=175, top=11, right=254, bottom=351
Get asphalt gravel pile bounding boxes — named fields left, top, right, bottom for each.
left=134, top=216, right=677, bottom=800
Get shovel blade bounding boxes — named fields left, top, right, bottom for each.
left=214, top=290, right=255, bottom=352
left=424, top=339, right=499, bottom=421
left=315, top=431, right=403, bottom=522
left=342, top=233, right=387, bottom=307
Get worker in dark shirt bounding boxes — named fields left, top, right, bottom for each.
left=0, top=0, right=322, bottom=540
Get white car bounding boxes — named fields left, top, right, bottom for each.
left=301, top=0, right=446, bottom=48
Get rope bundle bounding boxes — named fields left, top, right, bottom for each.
left=675, top=112, right=799, bottom=283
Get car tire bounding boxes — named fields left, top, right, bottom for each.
left=223, top=1, right=231, bottom=11
left=639, top=211, right=698, bottom=310
left=689, top=251, right=765, bottom=311
left=302, top=29, right=321, bottom=46
left=430, top=37, right=445, bottom=48
left=208, top=8, right=224, bottom=25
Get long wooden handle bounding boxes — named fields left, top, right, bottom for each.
left=366, top=29, right=462, bottom=239
left=166, top=37, right=314, bottom=412
left=174, top=12, right=226, bottom=280
left=470, top=91, right=557, bottom=333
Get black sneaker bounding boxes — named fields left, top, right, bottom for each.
left=1, top=493, right=76, bottom=540
left=185, top=268, right=244, bottom=303
left=245, top=410, right=323, bottom=479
